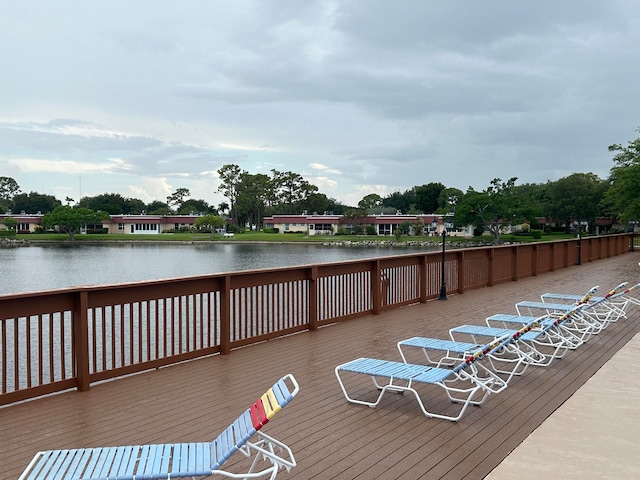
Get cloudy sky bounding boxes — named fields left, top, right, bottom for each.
left=1, top=1, right=639, bottom=209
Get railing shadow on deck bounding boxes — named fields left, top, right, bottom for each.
left=0, top=234, right=633, bottom=406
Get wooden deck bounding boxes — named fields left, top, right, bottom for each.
left=3, top=252, right=640, bottom=479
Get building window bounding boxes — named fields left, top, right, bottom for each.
left=379, top=224, right=392, bottom=235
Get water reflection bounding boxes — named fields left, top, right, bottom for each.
left=0, top=242, right=434, bottom=295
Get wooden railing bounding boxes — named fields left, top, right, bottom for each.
left=0, top=234, right=633, bottom=406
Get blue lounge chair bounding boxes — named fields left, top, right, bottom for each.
left=540, top=282, right=640, bottom=324
left=19, top=374, right=300, bottom=480
left=335, top=336, right=513, bottom=422
left=515, top=284, right=629, bottom=336
left=450, top=322, right=568, bottom=367
left=396, top=336, right=529, bottom=384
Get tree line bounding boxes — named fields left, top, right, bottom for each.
left=1, top=128, right=639, bottom=240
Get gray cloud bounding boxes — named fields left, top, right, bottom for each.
left=0, top=0, right=638, bottom=208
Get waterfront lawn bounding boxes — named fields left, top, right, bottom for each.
left=17, top=231, right=577, bottom=244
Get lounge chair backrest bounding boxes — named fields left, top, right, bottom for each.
left=210, top=375, right=298, bottom=470
left=575, top=285, right=601, bottom=305
left=453, top=331, right=516, bottom=373
left=610, top=282, right=640, bottom=300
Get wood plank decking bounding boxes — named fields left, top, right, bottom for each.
left=3, top=252, right=639, bottom=479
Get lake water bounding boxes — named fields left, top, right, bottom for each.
left=0, top=242, right=434, bottom=295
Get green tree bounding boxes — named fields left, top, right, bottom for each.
left=217, top=164, right=245, bottom=225
left=2, top=216, right=18, bottom=236
left=340, top=208, right=369, bottom=235
left=146, top=200, right=172, bottom=215
left=415, top=182, right=445, bottom=214
left=358, top=193, right=383, bottom=212
left=299, top=192, right=331, bottom=216
left=41, top=206, right=109, bottom=240
left=217, top=202, right=230, bottom=216
left=166, top=188, right=191, bottom=209
left=11, top=192, right=61, bottom=214
left=177, top=199, right=211, bottom=215
left=605, top=129, right=640, bottom=224
left=325, top=197, right=348, bottom=215
left=194, top=214, right=226, bottom=235
left=236, top=173, right=270, bottom=228
left=0, top=176, right=21, bottom=211
left=454, top=177, right=518, bottom=244
left=547, top=173, right=607, bottom=233
left=437, top=187, right=463, bottom=213
left=270, top=170, right=319, bottom=213
left=398, top=221, right=413, bottom=235
left=382, top=188, right=416, bottom=214
left=511, top=183, right=550, bottom=228
left=78, top=193, right=146, bottom=215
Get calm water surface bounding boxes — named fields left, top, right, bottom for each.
left=0, top=243, right=433, bottom=295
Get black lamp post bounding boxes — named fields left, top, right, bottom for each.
left=577, top=222, right=582, bottom=266
left=438, top=229, right=447, bottom=300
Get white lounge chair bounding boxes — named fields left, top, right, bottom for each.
left=450, top=321, right=568, bottom=367
left=335, top=336, right=513, bottom=422
left=541, top=282, right=640, bottom=324
left=397, top=336, right=529, bottom=384
left=516, top=284, right=630, bottom=336
left=19, top=375, right=300, bottom=480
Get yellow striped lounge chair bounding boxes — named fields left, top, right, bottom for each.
left=19, top=374, right=299, bottom=480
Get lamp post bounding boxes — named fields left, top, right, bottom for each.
left=438, top=229, right=447, bottom=300
left=577, top=221, right=582, bottom=266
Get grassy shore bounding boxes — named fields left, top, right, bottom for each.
left=15, top=231, right=577, bottom=244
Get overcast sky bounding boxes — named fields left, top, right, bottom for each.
left=1, top=1, right=639, bottom=209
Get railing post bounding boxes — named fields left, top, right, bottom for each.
left=73, top=290, right=90, bottom=392
left=457, top=250, right=465, bottom=294
left=308, top=267, right=319, bottom=330
left=419, top=255, right=427, bottom=303
left=372, top=260, right=383, bottom=315
left=532, top=243, right=538, bottom=276
left=512, top=245, right=519, bottom=281
left=220, top=275, right=231, bottom=355
left=487, top=247, right=495, bottom=287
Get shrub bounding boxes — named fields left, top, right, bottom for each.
left=531, top=229, right=543, bottom=239
left=226, top=224, right=244, bottom=234
left=262, top=227, right=279, bottom=233
left=366, top=225, right=376, bottom=235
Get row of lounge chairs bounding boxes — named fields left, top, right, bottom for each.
left=335, top=276, right=640, bottom=423
left=18, top=265, right=640, bottom=478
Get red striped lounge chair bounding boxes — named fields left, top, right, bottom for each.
left=18, top=374, right=299, bottom=480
